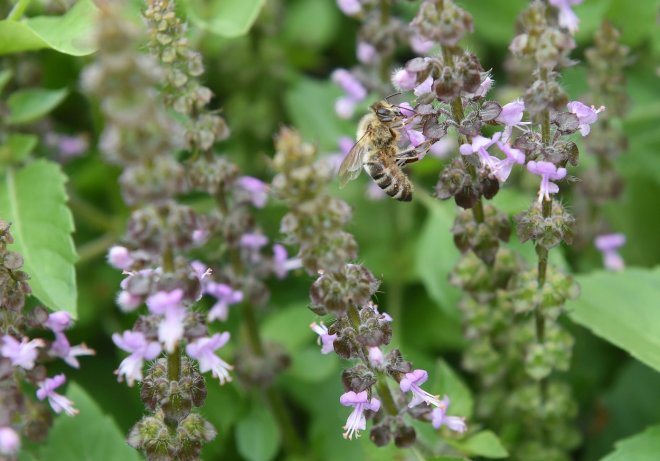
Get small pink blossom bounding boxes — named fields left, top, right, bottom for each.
left=0, top=427, right=20, bottom=455
left=107, top=246, right=133, bottom=270
left=391, top=68, right=417, bottom=91
left=336, top=0, right=362, bottom=16
left=527, top=161, right=567, bottom=202
left=494, top=141, right=526, bottom=182
left=340, top=391, right=381, bottom=439
left=310, top=322, right=337, bottom=354
left=273, top=244, right=303, bottom=279
left=36, top=374, right=78, bottom=416
left=112, top=330, right=162, bottom=386
left=1, top=336, right=44, bottom=370
left=186, top=333, right=233, bottom=385
left=206, top=283, right=243, bottom=322
left=45, top=311, right=73, bottom=333
left=237, top=176, right=269, bottom=208
left=368, top=347, right=384, bottom=366
left=567, top=101, right=605, bottom=136
left=116, top=290, right=142, bottom=312
left=414, top=76, right=433, bottom=97
left=432, top=396, right=467, bottom=433
left=50, top=332, right=95, bottom=369
left=357, top=42, right=376, bottom=64
left=549, top=0, right=582, bottom=34
left=496, top=99, right=528, bottom=142
left=595, top=233, right=626, bottom=271
left=146, top=289, right=184, bottom=315
left=400, top=369, right=442, bottom=408
left=335, top=96, right=357, bottom=119
left=410, top=35, right=434, bottom=55
left=240, top=233, right=268, bottom=250
left=331, top=69, right=366, bottom=101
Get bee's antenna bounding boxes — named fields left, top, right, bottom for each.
left=384, top=92, right=402, bottom=101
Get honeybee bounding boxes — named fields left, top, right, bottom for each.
left=338, top=100, right=419, bottom=202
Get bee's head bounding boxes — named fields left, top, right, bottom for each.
left=371, top=101, right=401, bottom=123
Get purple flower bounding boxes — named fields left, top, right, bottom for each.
left=549, top=0, right=582, bottom=34
left=339, top=391, right=381, bottom=439
left=431, top=396, right=467, bottom=433
left=368, top=347, right=384, bottom=366
left=112, top=330, right=162, bottom=386
left=391, top=68, right=417, bottom=91
left=116, top=290, right=142, bottom=312
left=357, top=41, right=376, bottom=64
left=595, top=233, right=626, bottom=271
left=331, top=69, right=367, bottom=101
left=494, top=142, right=525, bottom=182
left=146, top=289, right=186, bottom=352
left=460, top=132, right=502, bottom=175
left=336, top=0, right=362, bottom=16
left=0, top=427, right=20, bottom=455
left=237, top=176, right=269, bottom=208
left=240, top=232, right=269, bottom=250
left=191, top=260, right=213, bottom=281
left=335, top=96, right=357, bottom=119
left=410, top=35, right=434, bottom=55
left=206, top=282, right=243, bottom=322
left=107, top=245, right=133, bottom=270
left=400, top=369, right=442, bottom=407
left=36, top=374, right=78, bottom=416
left=473, top=75, right=494, bottom=98
left=45, top=311, right=73, bottom=333
left=420, top=137, right=455, bottom=160
left=186, top=333, right=233, bottom=385
left=567, top=101, right=605, bottom=136
left=146, top=289, right=184, bottom=315
left=273, top=244, right=303, bottom=279
left=414, top=75, right=433, bottom=97
left=496, top=99, right=528, bottom=142
left=1, top=336, right=44, bottom=370
left=192, top=228, right=208, bottom=245
left=527, top=161, right=567, bottom=202
left=310, top=322, right=337, bottom=354
left=50, top=332, right=95, bottom=369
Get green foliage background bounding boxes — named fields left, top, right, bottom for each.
left=1, top=0, right=659, bottom=460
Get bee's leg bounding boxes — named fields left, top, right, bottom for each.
left=396, top=148, right=420, bottom=166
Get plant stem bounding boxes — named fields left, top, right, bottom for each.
left=378, top=0, right=392, bottom=83
left=7, top=0, right=31, bottom=20
left=76, top=232, right=117, bottom=264
left=441, top=45, right=485, bottom=225
left=375, top=374, right=398, bottom=416
left=68, top=189, right=116, bottom=232
left=167, top=344, right=181, bottom=381
left=266, top=387, right=303, bottom=455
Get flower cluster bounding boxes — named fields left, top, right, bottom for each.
left=386, top=1, right=591, bottom=459
left=0, top=220, right=93, bottom=456
left=272, top=128, right=466, bottom=446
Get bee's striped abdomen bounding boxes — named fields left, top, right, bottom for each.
left=364, top=161, right=413, bottom=202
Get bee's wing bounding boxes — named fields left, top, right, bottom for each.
left=338, top=132, right=370, bottom=188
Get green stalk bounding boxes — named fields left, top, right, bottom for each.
left=441, top=46, right=485, bottom=225
left=7, top=0, right=31, bottom=21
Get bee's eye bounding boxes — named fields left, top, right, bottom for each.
left=377, top=108, right=390, bottom=117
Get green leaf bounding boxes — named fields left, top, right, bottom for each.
left=601, top=425, right=660, bottom=461
left=432, top=360, right=473, bottom=418
left=0, top=160, right=77, bottom=315
left=184, top=0, right=266, bottom=38
left=567, top=268, right=660, bottom=372
left=235, top=403, right=281, bottom=461
left=415, top=195, right=461, bottom=313
left=0, top=0, right=99, bottom=56
left=0, top=134, right=38, bottom=166
left=282, top=0, right=340, bottom=48
left=287, top=346, right=339, bottom=382
left=449, top=430, right=509, bottom=459
left=284, top=77, right=355, bottom=152
left=0, top=69, right=12, bottom=94
left=37, top=382, right=141, bottom=461
left=261, top=303, right=311, bottom=353
left=7, top=88, right=68, bottom=125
